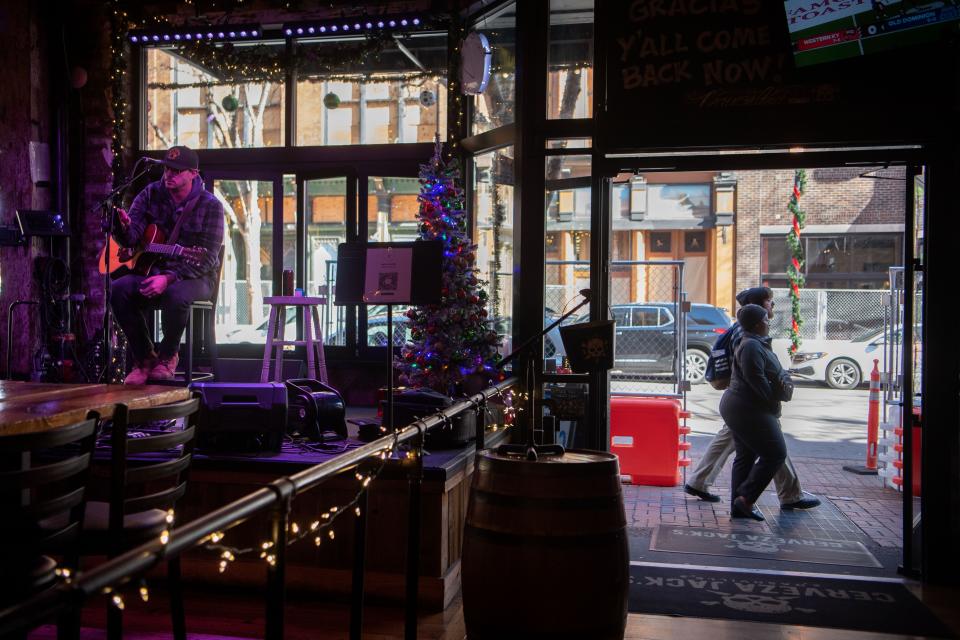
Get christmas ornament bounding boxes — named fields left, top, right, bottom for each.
left=323, top=92, right=341, bottom=109
left=221, top=94, right=239, bottom=112
left=419, top=89, right=436, bottom=107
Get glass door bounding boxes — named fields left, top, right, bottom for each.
left=901, top=164, right=925, bottom=575
left=207, top=173, right=283, bottom=348
left=298, top=173, right=357, bottom=350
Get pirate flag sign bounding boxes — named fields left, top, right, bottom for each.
left=560, top=320, right=615, bottom=373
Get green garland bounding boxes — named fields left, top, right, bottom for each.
left=786, top=169, right=807, bottom=355
left=147, top=71, right=436, bottom=90
left=489, top=183, right=505, bottom=328
left=161, top=35, right=396, bottom=85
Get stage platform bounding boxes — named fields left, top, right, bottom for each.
left=160, top=409, right=509, bottom=611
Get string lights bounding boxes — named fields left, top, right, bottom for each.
left=202, top=439, right=399, bottom=574
left=97, top=387, right=513, bottom=611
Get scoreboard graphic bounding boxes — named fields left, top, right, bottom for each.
left=785, top=0, right=960, bottom=66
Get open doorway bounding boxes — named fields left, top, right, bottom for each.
left=593, top=158, right=924, bottom=583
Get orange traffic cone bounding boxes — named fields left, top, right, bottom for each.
left=844, top=359, right=881, bottom=475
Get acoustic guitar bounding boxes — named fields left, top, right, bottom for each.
left=98, top=223, right=206, bottom=276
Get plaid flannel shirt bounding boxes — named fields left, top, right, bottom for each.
left=116, top=176, right=224, bottom=286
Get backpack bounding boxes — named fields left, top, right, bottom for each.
left=705, top=324, right=740, bottom=390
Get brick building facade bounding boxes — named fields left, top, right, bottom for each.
left=733, top=166, right=906, bottom=310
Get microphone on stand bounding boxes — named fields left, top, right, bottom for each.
left=579, top=288, right=591, bottom=301
left=141, top=157, right=166, bottom=165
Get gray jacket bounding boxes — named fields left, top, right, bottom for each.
left=727, top=332, right=793, bottom=417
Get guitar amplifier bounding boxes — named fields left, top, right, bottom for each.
left=284, top=379, right=347, bottom=442
left=189, top=382, right=287, bottom=453
left=380, top=388, right=476, bottom=449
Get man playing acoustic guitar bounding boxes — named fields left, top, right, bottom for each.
left=111, top=145, right=224, bottom=383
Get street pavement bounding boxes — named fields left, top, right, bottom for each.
left=683, top=381, right=871, bottom=460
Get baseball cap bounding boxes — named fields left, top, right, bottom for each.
left=736, top=286, right=771, bottom=307
left=159, top=145, right=199, bottom=171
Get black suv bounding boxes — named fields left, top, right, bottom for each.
left=610, top=302, right=731, bottom=384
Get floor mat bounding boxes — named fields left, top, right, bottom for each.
left=629, top=562, right=955, bottom=638
left=650, top=524, right=881, bottom=568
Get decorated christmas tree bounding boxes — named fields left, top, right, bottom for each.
left=397, top=140, right=501, bottom=395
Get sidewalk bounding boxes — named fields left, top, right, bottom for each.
left=624, top=455, right=904, bottom=551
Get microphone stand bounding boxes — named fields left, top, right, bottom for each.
left=96, top=158, right=153, bottom=383
left=496, top=291, right=591, bottom=461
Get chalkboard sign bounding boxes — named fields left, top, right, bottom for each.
left=599, top=0, right=956, bottom=152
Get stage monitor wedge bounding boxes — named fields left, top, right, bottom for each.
left=335, top=241, right=443, bottom=306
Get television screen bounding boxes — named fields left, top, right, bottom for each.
left=785, top=0, right=960, bottom=67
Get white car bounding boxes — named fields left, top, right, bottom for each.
left=771, top=330, right=890, bottom=390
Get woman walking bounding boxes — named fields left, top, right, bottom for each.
left=719, top=303, right=796, bottom=521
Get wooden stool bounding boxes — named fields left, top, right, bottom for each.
left=261, top=296, right=328, bottom=383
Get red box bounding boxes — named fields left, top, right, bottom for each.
left=610, top=396, right=681, bottom=486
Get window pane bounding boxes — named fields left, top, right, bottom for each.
left=688, top=305, right=728, bottom=326
left=547, top=0, right=593, bottom=119
left=145, top=47, right=285, bottom=150
left=807, top=236, right=843, bottom=274
left=761, top=237, right=790, bottom=274
left=546, top=154, right=591, bottom=180
left=546, top=155, right=590, bottom=341
left=848, top=235, right=899, bottom=272
left=214, top=179, right=274, bottom=345
left=473, top=146, right=515, bottom=353
left=471, top=3, right=516, bottom=135
left=546, top=137, right=591, bottom=149
left=295, top=34, right=447, bottom=146
left=305, top=177, right=348, bottom=346
left=633, top=307, right=657, bottom=326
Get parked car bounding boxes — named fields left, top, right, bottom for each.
left=223, top=307, right=296, bottom=344
left=608, top=302, right=732, bottom=384
left=771, top=327, right=905, bottom=390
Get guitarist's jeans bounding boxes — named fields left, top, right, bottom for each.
left=111, top=273, right=215, bottom=363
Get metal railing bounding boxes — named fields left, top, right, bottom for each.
left=0, top=377, right=518, bottom=640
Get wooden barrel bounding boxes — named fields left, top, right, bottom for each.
left=462, top=449, right=628, bottom=640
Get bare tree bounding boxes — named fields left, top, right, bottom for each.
left=206, top=82, right=277, bottom=327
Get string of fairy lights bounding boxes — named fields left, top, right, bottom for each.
left=82, top=386, right=515, bottom=611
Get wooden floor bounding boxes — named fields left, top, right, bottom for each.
left=28, top=581, right=960, bottom=639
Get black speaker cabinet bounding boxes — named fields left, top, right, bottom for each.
left=190, top=382, right=287, bottom=453
left=285, top=378, right=347, bottom=441
left=380, top=388, right=476, bottom=449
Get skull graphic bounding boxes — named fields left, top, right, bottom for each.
left=721, top=593, right=794, bottom=614
left=581, top=337, right=607, bottom=360
left=725, top=540, right=781, bottom=554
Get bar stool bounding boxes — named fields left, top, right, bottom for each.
left=261, top=295, right=328, bottom=383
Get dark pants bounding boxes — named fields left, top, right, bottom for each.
left=111, top=274, right=213, bottom=362
left=719, top=392, right=787, bottom=504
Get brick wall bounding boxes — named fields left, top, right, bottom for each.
left=78, top=7, right=121, bottom=359
left=734, top=167, right=906, bottom=295
left=0, top=2, right=50, bottom=378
